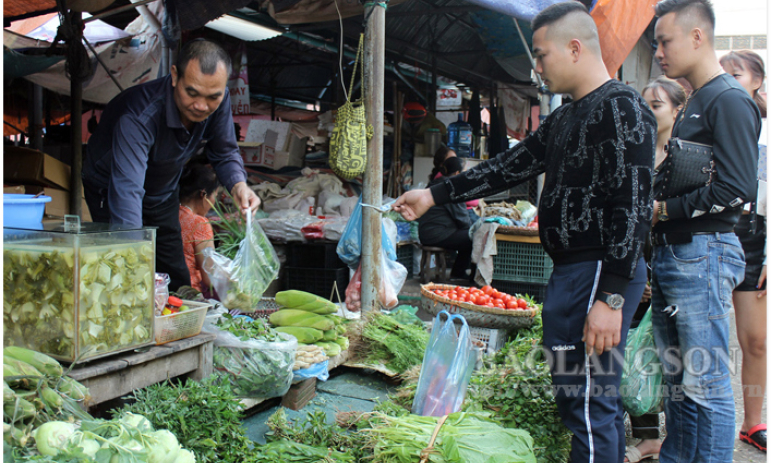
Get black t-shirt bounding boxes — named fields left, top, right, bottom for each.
left=654, top=73, right=761, bottom=234
left=430, top=80, right=656, bottom=295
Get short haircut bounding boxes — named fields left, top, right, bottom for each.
left=655, top=0, right=715, bottom=38
left=720, top=50, right=766, bottom=118
left=176, top=39, right=232, bottom=78
left=643, top=75, right=687, bottom=109
left=531, top=1, right=601, bottom=55
left=179, top=160, right=220, bottom=202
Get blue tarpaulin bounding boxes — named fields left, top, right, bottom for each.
left=464, top=0, right=578, bottom=22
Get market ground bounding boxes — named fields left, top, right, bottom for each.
left=244, top=278, right=766, bottom=462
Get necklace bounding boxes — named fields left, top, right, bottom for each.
left=678, top=69, right=724, bottom=123
left=181, top=204, right=194, bottom=214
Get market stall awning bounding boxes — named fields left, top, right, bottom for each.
left=4, top=0, right=58, bottom=23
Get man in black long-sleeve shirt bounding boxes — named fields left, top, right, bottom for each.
left=650, top=1, right=761, bottom=462
left=394, top=3, right=655, bottom=462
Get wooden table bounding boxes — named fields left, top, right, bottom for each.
left=67, top=333, right=215, bottom=407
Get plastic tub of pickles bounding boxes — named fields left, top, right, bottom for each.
left=3, top=224, right=156, bottom=363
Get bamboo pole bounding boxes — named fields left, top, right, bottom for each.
left=361, top=3, right=386, bottom=313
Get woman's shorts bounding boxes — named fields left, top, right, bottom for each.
left=735, top=214, right=766, bottom=292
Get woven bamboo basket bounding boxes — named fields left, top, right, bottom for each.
left=495, top=225, right=539, bottom=236
left=420, top=284, right=537, bottom=330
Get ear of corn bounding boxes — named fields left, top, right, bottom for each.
left=333, top=337, right=349, bottom=351
left=275, top=290, right=317, bottom=308
left=322, top=330, right=338, bottom=341
left=3, top=347, right=62, bottom=378
left=273, top=327, right=324, bottom=343
left=39, top=385, right=63, bottom=410
left=3, top=382, right=15, bottom=403
left=315, top=341, right=342, bottom=357
left=4, top=397, right=36, bottom=422
left=54, top=376, right=89, bottom=402
left=269, top=310, right=335, bottom=331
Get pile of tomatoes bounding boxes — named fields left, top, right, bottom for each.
left=432, top=285, right=537, bottom=310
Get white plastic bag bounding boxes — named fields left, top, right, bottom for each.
left=202, top=214, right=279, bottom=310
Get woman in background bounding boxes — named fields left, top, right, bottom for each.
left=419, top=156, right=477, bottom=282
left=179, top=161, right=220, bottom=296
left=623, top=75, right=686, bottom=463
left=429, top=144, right=479, bottom=220
left=720, top=49, right=767, bottom=453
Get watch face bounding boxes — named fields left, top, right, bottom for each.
left=608, top=294, right=624, bottom=309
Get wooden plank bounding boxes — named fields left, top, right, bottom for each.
left=495, top=233, right=541, bottom=244
left=189, top=340, right=213, bottom=381
left=67, top=358, right=129, bottom=381
left=78, top=348, right=204, bottom=405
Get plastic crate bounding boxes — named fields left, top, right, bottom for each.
left=396, top=243, right=415, bottom=278
left=286, top=242, right=344, bottom=269
left=154, top=300, right=211, bottom=345
left=492, top=279, right=547, bottom=304
left=468, top=326, right=511, bottom=354
left=492, top=241, right=554, bottom=284
left=284, top=266, right=350, bottom=298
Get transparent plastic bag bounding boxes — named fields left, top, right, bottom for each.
left=336, top=197, right=397, bottom=268
left=293, top=360, right=330, bottom=382
left=345, top=263, right=363, bottom=312
left=203, top=314, right=297, bottom=399
left=412, top=311, right=475, bottom=417
left=380, top=255, right=407, bottom=309
left=154, top=273, right=170, bottom=315
left=621, top=308, right=664, bottom=416
left=202, top=214, right=280, bottom=310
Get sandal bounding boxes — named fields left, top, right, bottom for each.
left=625, top=446, right=659, bottom=463
left=740, top=423, right=767, bottom=452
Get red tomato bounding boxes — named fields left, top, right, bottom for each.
left=484, top=303, right=494, bottom=307
left=517, top=298, right=528, bottom=309
left=455, top=286, right=464, bottom=293
left=506, top=299, right=518, bottom=310
left=482, top=285, right=493, bottom=296
left=468, top=294, right=478, bottom=305
left=478, top=295, right=490, bottom=305
left=449, top=292, right=458, bottom=300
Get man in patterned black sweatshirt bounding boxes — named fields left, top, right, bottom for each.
left=393, top=2, right=656, bottom=462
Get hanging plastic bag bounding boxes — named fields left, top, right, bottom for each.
left=345, top=263, right=363, bottom=312
left=336, top=197, right=397, bottom=268
left=621, top=308, right=664, bottom=416
left=202, top=213, right=280, bottom=311
left=329, top=33, right=372, bottom=180
left=412, top=311, right=475, bottom=417
left=202, top=314, right=297, bottom=399
left=379, top=254, right=407, bottom=309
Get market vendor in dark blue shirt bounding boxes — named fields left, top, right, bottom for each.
left=83, top=39, right=260, bottom=291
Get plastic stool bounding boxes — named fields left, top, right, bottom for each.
left=419, top=246, right=447, bottom=284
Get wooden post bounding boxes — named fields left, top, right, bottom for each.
left=70, top=11, right=83, bottom=218
left=361, top=3, right=386, bottom=314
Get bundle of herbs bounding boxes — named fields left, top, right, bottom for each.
left=359, top=411, right=536, bottom=463
left=355, top=312, right=429, bottom=375
left=116, top=377, right=254, bottom=463
left=463, top=314, right=571, bottom=463
left=262, top=408, right=364, bottom=462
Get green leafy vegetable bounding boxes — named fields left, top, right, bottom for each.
left=357, top=312, right=429, bottom=374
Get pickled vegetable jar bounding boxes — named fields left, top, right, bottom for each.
left=3, top=221, right=156, bottom=362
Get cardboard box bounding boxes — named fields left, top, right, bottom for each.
left=240, top=130, right=279, bottom=168
left=23, top=186, right=92, bottom=222
left=4, top=147, right=71, bottom=190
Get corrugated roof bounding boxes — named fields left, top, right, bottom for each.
left=4, top=0, right=58, bottom=22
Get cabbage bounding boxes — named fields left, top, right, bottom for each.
left=34, top=421, right=76, bottom=456
left=174, top=449, right=196, bottom=463
left=69, top=433, right=100, bottom=457
left=118, top=412, right=153, bottom=433
left=147, top=430, right=181, bottom=463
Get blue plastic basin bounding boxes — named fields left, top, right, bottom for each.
left=3, top=194, right=52, bottom=230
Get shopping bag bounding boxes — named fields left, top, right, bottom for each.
left=329, top=33, right=372, bottom=180
left=202, top=213, right=280, bottom=311
left=412, top=311, right=475, bottom=416
left=621, top=308, right=664, bottom=416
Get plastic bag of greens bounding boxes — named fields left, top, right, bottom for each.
left=336, top=197, right=397, bottom=269
left=203, top=214, right=279, bottom=311
left=621, top=308, right=664, bottom=416
left=204, top=314, right=297, bottom=399
left=412, top=311, right=475, bottom=417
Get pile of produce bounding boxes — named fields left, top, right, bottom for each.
left=208, top=315, right=296, bottom=399
left=159, top=296, right=193, bottom=316
left=261, top=408, right=362, bottom=462
left=430, top=285, right=539, bottom=310
left=464, top=314, right=571, bottom=463
left=4, top=347, right=93, bottom=454
left=292, top=345, right=327, bottom=371
left=119, top=378, right=253, bottom=463
left=270, top=290, right=349, bottom=358
left=3, top=242, right=154, bottom=361
left=359, top=411, right=536, bottom=462
left=350, top=311, right=430, bottom=375
left=16, top=413, right=195, bottom=462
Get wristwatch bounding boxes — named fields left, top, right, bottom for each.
left=596, top=292, right=625, bottom=310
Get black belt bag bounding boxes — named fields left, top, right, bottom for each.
left=654, top=138, right=716, bottom=200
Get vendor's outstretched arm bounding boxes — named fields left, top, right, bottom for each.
left=231, top=182, right=261, bottom=214
left=392, top=189, right=435, bottom=221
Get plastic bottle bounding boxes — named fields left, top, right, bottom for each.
left=447, top=113, right=473, bottom=157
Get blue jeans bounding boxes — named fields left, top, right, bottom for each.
left=651, top=232, right=745, bottom=463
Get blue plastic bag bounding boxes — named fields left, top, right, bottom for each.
left=336, top=196, right=397, bottom=268
left=293, top=360, right=330, bottom=382
left=412, top=311, right=475, bottom=417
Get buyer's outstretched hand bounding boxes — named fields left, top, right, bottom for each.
left=231, top=182, right=261, bottom=215
left=392, top=189, right=435, bottom=221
